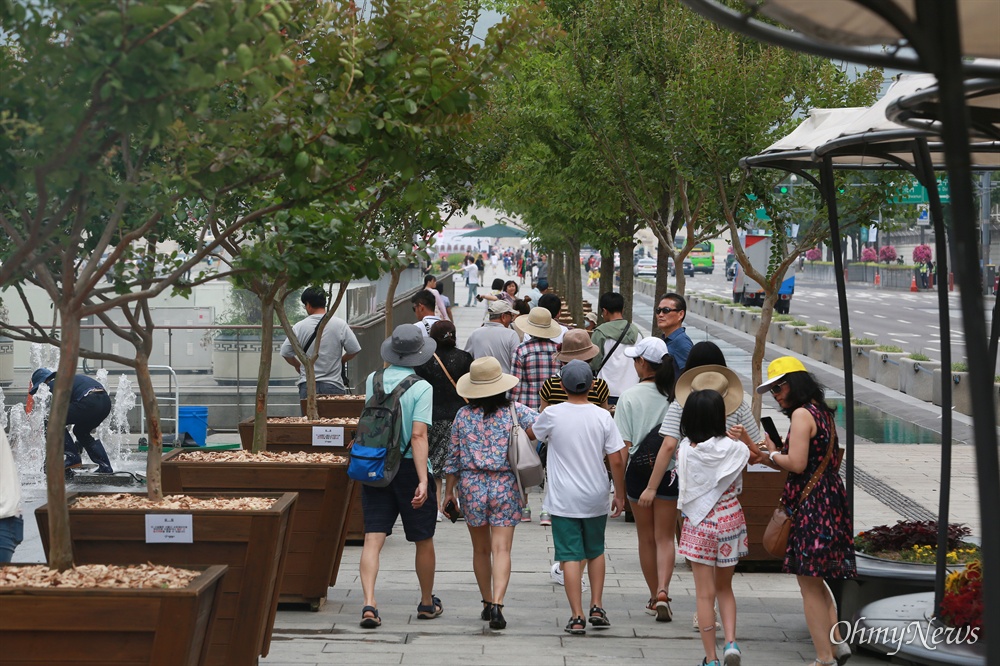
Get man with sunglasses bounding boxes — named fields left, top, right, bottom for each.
left=655, top=293, right=693, bottom=378
left=411, top=290, right=442, bottom=337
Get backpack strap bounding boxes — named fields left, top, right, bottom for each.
left=596, top=321, right=632, bottom=374
left=385, top=373, right=422, bottom=457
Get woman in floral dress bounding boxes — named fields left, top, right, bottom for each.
left=443, top=356, right=538, bottom=631
left=757, top=356, right=856, bottom=666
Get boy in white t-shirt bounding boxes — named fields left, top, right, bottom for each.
left=527, top=360, right=626, bottom=636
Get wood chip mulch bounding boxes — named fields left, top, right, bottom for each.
left=266, top=416, right=357, bottom=425
left=174, top=450, right=348, bottom=464
left=71, top=494, right=276, bottom=511
left=0, top=563, right=201, bottom=589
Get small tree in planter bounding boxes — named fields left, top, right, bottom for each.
left=861, top=247, right=878, bottom=263
left=806, top=247, right=823, bottom=263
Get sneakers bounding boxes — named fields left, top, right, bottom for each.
left=693, top=610, right=722, bottom=631
left=539, top=510, right=551, bottom=526
left=723, top=642, right=742, bottom=666
left=522, top=506, right=532, bottom=522
left=701, top=660, right=721, bottom=666
left=436, top=511, right=444, bottom=523
left=549, top=562, right=587, bottom=588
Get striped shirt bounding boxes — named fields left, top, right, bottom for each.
left=539, top=376, right=610, bottom=408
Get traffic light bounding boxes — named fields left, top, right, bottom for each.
left=773, top=184, right=790, bottom=195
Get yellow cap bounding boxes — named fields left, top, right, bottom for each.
left=756, top=356, right=807, bottom=394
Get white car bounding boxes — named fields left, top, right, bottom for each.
left=635, top=258, right=658, bottom=277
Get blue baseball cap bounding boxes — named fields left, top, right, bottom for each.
left=29, top=367, right=56, bottom=395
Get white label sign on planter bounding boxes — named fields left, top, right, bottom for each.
left=145, top=514, right=193, bottom=543
left=313, top=426, right=345, bottom=447
left=747, top=463, right=781, bottom=473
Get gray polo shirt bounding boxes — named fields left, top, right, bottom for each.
left=280, top=314, right=361, bottom=388
left=464, top=321, right=520, bottom=374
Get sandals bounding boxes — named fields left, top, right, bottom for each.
left=416, top=595, right=444, bottom=619
left=564, top=616, right=587, bottom=635
left=480, top=599, right=492, bottom=622
left=655, top=590, right=673, bottom=623
left=588, top=605, right=611, bottom=628
left=359, top=606, right=381, bottom=629
left=489, top=603, right=506, bottom=630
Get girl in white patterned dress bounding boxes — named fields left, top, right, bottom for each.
left=676, top=389, right=751, bottom=666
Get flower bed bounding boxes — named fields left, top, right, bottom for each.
left=855, top=520, right=978, bottom=563
left=940, top=559, right=982, bottom=630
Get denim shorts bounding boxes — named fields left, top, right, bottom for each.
left=361, top=458, right=437, bottom=542
left=0, top=515, right=24, bottom=564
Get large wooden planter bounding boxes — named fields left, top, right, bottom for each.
left=306, top=394, right=367, bottom=418
left=0, top=564, right=226, bottom=666
left=161, top=449, right=355, bottom=609
left=35, top=492, right=296, bottom=666
left=740, top=465, right=789, bottom=563
left=238, top=417, right=365, bottom=541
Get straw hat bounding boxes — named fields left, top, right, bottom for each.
left=756, top=356, right=808, bottom=394
left=456, top=357, right=519, bottom=399
left=554, top=329, right=599, bottom=362
left=380, top=324, right=436, bottom=367
left=674, top=364, right=744, bottom=415
left=513, top=307, right=563, bottom=339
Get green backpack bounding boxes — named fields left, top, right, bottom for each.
left=348, top=370, right=421, bottom=487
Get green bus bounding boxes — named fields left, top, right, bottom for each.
left=674, top=238, right=714, bottom=274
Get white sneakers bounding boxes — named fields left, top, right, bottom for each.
left=549, top=562, right=587, bottom=588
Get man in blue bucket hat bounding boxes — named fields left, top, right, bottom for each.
left=30, top=368, right=114, bottom=474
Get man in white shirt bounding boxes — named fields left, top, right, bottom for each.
left=464, top=300, right=520, bottom=374
left=589, top=292, right=642, bottom=405
left=411, top=290, right=442, bottom=337
left=463, top=259, right=479, bottom=307
left=281, top=287, right=362, bottom=406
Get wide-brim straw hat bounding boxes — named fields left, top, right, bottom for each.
left=380, top=324, right=437, bottom=367
left=554, top=329, right=599, bottom=362
left=456, top=357, right=519, bottom=399
left=513, top=306, right=563, bottom=339
left=674, top=364, right=744, bottom=415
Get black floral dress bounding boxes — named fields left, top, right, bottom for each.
left=415, top=347, right=473, bottom=479
left=780, top=403, right=856, bottom=579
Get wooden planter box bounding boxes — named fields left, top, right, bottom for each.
left=0, top=564, right=226, bottom=666
left=161, top=450, right=355, bottom=609
left=238, top=417, right=365, bottom=541
left=306, top=395, right=366, bottom=419
left=740, top=465, right=789, bottom=563
left=35, top=492, right=296, bottom=666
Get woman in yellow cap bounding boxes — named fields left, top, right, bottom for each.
left=757, top=356, right=855, bottom=666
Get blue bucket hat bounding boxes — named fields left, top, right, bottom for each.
left=29, top=367, right=56, bottom=395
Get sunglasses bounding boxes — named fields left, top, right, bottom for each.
left=768, top=381, right=787, bottom=395
left=655, top=306, right=680, bottom=315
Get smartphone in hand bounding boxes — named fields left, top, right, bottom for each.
left=443, top=500, right=461, bottom=523
left=760, top=416, right=783, bottom=448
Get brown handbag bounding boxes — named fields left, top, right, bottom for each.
left=762, top=420, right=837, bottom=558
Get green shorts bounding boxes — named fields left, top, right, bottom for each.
left=551, top=515, right=607, bottom=562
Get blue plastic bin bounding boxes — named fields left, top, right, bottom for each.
left=177, top=406, right=209, bottom=446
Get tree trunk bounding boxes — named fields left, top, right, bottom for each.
left=654, top=237, right=671, bottom=336
left=566, top=237, right=583, bottom=326
left=252, top=296, right=277, bottom=454
left=45, top=310, right=81, bottom=571
left=599, top=246, right=614, bottom=300
left=617, top=236, right=636, bottom=321
left=752, top=292, right=780, bottom=421
left=383, top=267, right=402, bottom=369
left=549, top=252, right=563, bottom=296
left=133, top=352, right=164, bottom=501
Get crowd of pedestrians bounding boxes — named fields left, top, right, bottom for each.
left=354, top=264, right=856, bottom=666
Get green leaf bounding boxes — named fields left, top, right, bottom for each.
left=404, top=99, right=418, bottom=115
